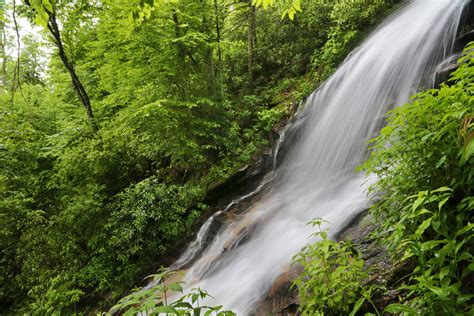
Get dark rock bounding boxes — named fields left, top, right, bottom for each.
left=434, top=55, right=460, bottom=87
left=461, top=0, right=474, bottom=31
left=204, top=149, right=273, bottom=207
left=433, top=0, right=474, bottom=88
left=274, top=112, right=309, bottom=170
left=334, top=209, right=371, bottom=243
left=456, top=29, right=474, bottom=51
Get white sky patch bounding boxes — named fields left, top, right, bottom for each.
left=5, top=0, right=41, bottom=52
left=4, top=0, right=52, bottom=76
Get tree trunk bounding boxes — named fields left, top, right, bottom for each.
left=214, top=0, right=222, bottom=63
left=0, top=19, right=6, bottom=89
left=45, top=10, right=95, bottom=123
left=247, top=2, right=256, bottom=80
left=200, top=0, right=217, bottom=97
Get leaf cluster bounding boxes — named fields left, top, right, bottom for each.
left=361, top=42, right=474, bottom=314
left=109, top=269, right=235, bottom=316
left=292, top=219, right=370, bottom=316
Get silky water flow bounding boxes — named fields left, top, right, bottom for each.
left=156, top=1, right=468, bottom=314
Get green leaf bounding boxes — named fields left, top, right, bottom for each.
left=169, top=282, right=184, bottom=292
left=173, top=301, right=193, bottom=309
left=432, top=187, right=452, bottom=193
left=293, top=0, right=302, bottom=12
left=468, top=263, right=474, bottom=272
left=439, top=266, right=450, bottom=281
left=288, top=9, right=295, bottom=20
left=383, top=304, right=417, bottom=314
left=435, top=155, right=446, bottom=168
left=421, top=239, right=448, bottom=251
left=414, top=217, right=432, bottom=238
left=412, top=195, right=426, bottom=212
left=42, top=0, right=54, bottom=13
left=349, top=297, right=366, bottom=316
left=154, top=305, right=178, bottom=314
left=428, top=285, right=449, bottom=298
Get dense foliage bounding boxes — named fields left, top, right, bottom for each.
left=108, top=269, right=236, bottom=315
left=363, top=41, right=474, bottom=315
left=292, top=219, right=369, bottom=316
left=295, top=42, right=474, bottom=315
left=1, top=0, right=400, bottom=313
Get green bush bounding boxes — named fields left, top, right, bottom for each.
left=362, top=42, right=474, bottom=314
left=109, top=269, right=235, bottom=316
left=292, top=219, right=370, bottom=316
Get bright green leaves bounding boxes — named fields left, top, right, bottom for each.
left=109, top=269, right=235, bottom=315
left=131, top=0, right=155, bottom=22
left=26, top=0, right=54, bottom=27
left=102, top=0, right=159, bottom=26
left=281, top=0, right=302, bottom=21
left=252, top=0, right=302, bottom=20
left=362, top=41, right=474, bottom=314
left=383, top=304, right=417, bottom=315
left=460, top=114, right=474, bottom=163
left=0, top=1, right=4, bottom=23
left=252, top=0, right=275, bottom=9
left=292, top=219, right=369, bottom=315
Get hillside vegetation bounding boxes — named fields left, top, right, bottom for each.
left=0, top=0, right=400, bottom=313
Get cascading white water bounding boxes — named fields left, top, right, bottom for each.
left=168, top=1, right=467, bottom=314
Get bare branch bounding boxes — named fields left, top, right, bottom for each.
left=10, top=0, right=25, bottom=105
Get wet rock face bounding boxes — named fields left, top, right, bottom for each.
left=456, top=29, right=474, bottom=51
left=462, top=0, right=474, bottom=31
left=434, top=54, right=461, bottom=87
left=251, top=265, right=302, bottom=316
left=204, top=149, right=273, bottom=208
left=434, top=0, right=474, bottom=87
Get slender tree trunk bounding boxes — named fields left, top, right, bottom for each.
left=214, top=0, right=222, bottom=63
left=10, top=0, right=22, bottom=101
left=200, top=0, right=217, bottom=97
left=46, top=13, right=94, bottom=122
left=0, top=1, right=6, bottom=89
left=247, top=1, right=256, bottom=80
left=0, top=20, right=7, bottom=90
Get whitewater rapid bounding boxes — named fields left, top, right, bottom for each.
left=165, top=1, right=467, bottom=314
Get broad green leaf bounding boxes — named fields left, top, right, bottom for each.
left=349, top=297, right=366, bottom=316
left=169, top=282, right=183, bottom=292
left=412, top=195, right=426, bottom=212
left=154, top=305, right=178, bottom=314
left=468, top=262, right=474, bottom=271
left=293, top=0, right=302, bottom=12
left=435, top=155, right=446, bottom=168
left=421, top=239, right=448, bottom=251
left=439, top=266, right=450, bottom=281
left=432, top=187, right=453, bottom=193
left=288, top=9, right=295, bottom=20
left=414, top=217, right=432, bottom=238
left=383, top=304, right=417, bottom=314
left=428, top=285, right=449, bottom=298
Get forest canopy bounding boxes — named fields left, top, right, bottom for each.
left=1, top=0, right=405, bottom=313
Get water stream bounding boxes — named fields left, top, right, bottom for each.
left=164, top=1, right=467, bottom=314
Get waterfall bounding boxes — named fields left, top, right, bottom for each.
left=164, top=0, right=467, bottom=314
